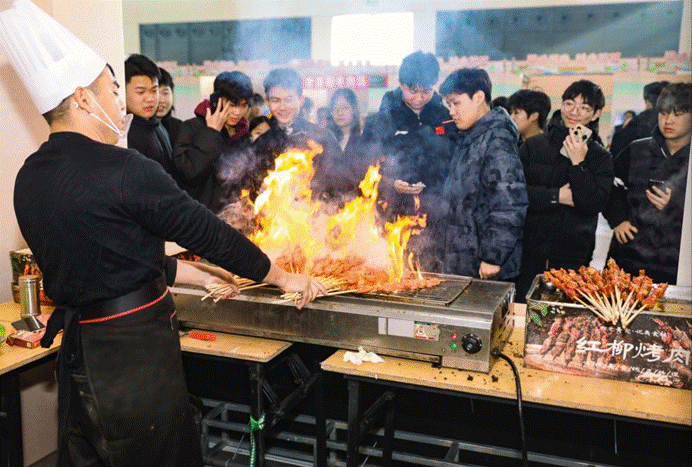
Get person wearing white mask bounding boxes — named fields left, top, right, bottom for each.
left=0, top=1, right=326, bottom=466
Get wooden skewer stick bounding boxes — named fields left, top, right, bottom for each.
left=574, top=295, right=609, bottom=322
left=577, top=291, right=611, bottom=322
left=623, top=304, right=648, bottom=328
left=239, top=283, right=268, bottom=291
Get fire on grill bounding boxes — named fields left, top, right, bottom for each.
left=206, top=142, right=442, bottom=302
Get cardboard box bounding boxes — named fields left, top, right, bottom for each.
left=524, top=275, right=692, bottom=389
left=9, top=248, right=53, bottom=306
left=7, top=329, right=45, bottom=349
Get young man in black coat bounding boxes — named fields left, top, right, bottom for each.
left=361, top=51, right=456, bottom=220
left=610, top=80, right=669, bottom=158
left=125, top=54, right=175, bottom=178
left=360, top=51, right=456, bottom=271
left=174, top=71, right=254, bottom=213
left=605, top=82, right=691, bottom=284
left=515, top=80, right=614, bottom=301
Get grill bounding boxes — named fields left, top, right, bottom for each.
left=363, top=276, right=472, bottom=306
left=173, top=274, right=515, bottom=372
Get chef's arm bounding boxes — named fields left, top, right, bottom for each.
left=262, top=263, right=327, bottom=309
left=174, top=259, right=239, bottom=294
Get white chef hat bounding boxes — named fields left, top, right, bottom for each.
left=0, top=0, right=106, bottom=114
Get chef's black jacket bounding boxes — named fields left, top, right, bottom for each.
left=14, top=132, right=270, bottom=307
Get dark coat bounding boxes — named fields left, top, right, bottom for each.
left=173, top=113, right=252, bottom=214
left=604, top=128, right=689, bottom=283
left=361, top=89, right=456, bottom=220
left=127, top=114, right=175, bottom=177
left=440, top=107, right=528, bottom=279
left=161, top=112, right=183, bottom=148
left=520, top=115, right=614, bottom=266
left=253, top=116, right=358, bottom=200
left=610, top=108, right=658, bottom=158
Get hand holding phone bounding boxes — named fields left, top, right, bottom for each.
left=560, top=125, right=591, bottom=163
left=648, top=179, right=667, bottom=192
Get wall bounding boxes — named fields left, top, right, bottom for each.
left=0, top=2, right=125, bottom=464
left=123, top=0, right=691, bottom=58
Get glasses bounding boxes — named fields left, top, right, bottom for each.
left=562, top=100, right=594, bottom=115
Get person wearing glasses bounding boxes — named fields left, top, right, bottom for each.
left=514, top=80, right=614, bottom=301
left=173, top=71, right=253, bottom=213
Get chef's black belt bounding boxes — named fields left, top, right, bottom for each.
left=78, top=275, right=169, bottom=324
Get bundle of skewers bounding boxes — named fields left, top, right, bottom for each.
left=278, top=275, right=357, bottom=304
left=202, top=276, right=267, bottom=302
left=543, top=259, right=668, bottom=329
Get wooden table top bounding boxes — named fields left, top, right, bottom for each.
left=321, top=305, right=692, bottom=426
left=180, top=330, right=291, bottom=362
left=1, top=300, right=292, bottom=376
left=0, top=302, right=59, bottom=376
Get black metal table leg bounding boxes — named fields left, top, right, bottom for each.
left=249, top=362, right=266, bottom=467
left=0, top=371, right=23, bottom=467
left=382, top=394, right=395, bottom=467
left=314, top=372, right=326, bottom=466
left=346, top=378, right=361, bottom=467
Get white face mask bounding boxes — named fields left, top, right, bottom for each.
left=87, top=91, right=132, bottom=139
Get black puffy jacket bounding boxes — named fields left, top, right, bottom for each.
left=520, top=115, right=614, bottom=265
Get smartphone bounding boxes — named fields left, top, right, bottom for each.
left=209, top=93, right=220, bottom=113
left=573, top=124, right=592, bottom=141
left=560, top=124, right=593, bottom=157
left=648, top=179, right=667, bottom=192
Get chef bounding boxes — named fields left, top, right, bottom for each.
left=0, top=1, right=325, bottom=466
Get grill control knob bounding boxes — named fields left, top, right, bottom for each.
left=461, top=334, right=482, bottom=354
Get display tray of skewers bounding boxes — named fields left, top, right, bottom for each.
left=523, top=260, right=692, bottom=389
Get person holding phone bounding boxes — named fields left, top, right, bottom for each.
left=604, top=82, right=691, bottom=284
left=514, top=80, right=614, bottom=301
left=173, top=71, right=254, bottom=213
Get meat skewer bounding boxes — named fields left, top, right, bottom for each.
left=544, top=261, right=667, bottom=328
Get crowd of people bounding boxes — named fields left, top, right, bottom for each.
left=123, top=52, right=690, bottom=300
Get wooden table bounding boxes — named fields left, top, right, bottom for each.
left=0, top=302, right=58, bottom=467
left=321, top=305, right=692, bottom=466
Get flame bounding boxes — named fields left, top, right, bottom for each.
left=413, top=195, right=420, bottom=211
left=247, top=145, right=428, bottom=280
left=385, top=214, right=426, bottom=281
left=326, top=164, right=381, bottom=254
left=250, top=148, right=322, bottom=260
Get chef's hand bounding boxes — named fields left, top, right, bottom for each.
left=394, top=179, right=425, bottom=195
left=205, top=98, right=234, bottom=132
left=478, top=261, right=500, bottom=279
left=175, top=260, right=240, bottom=298
left=559, top=183, right=574, bottom=206
left=646, top=185, right=671, bottom=211
left=562, top=127, right=588, bottom=165
left=263, top=263, right=327, bottom=309
left=613, top=220, right=638, bottom=244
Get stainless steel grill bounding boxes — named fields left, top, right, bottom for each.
left=173, top=274, right=514, bottom=372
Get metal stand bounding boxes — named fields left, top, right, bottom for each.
left=346, top=379, right=395, bottom=467
left=203, top=352, right=326, bottom=467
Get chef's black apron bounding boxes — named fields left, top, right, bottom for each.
left=54, top=276, right=203, bottom=467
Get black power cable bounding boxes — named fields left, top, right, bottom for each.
left=491, top=348, right=529, bottom=467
